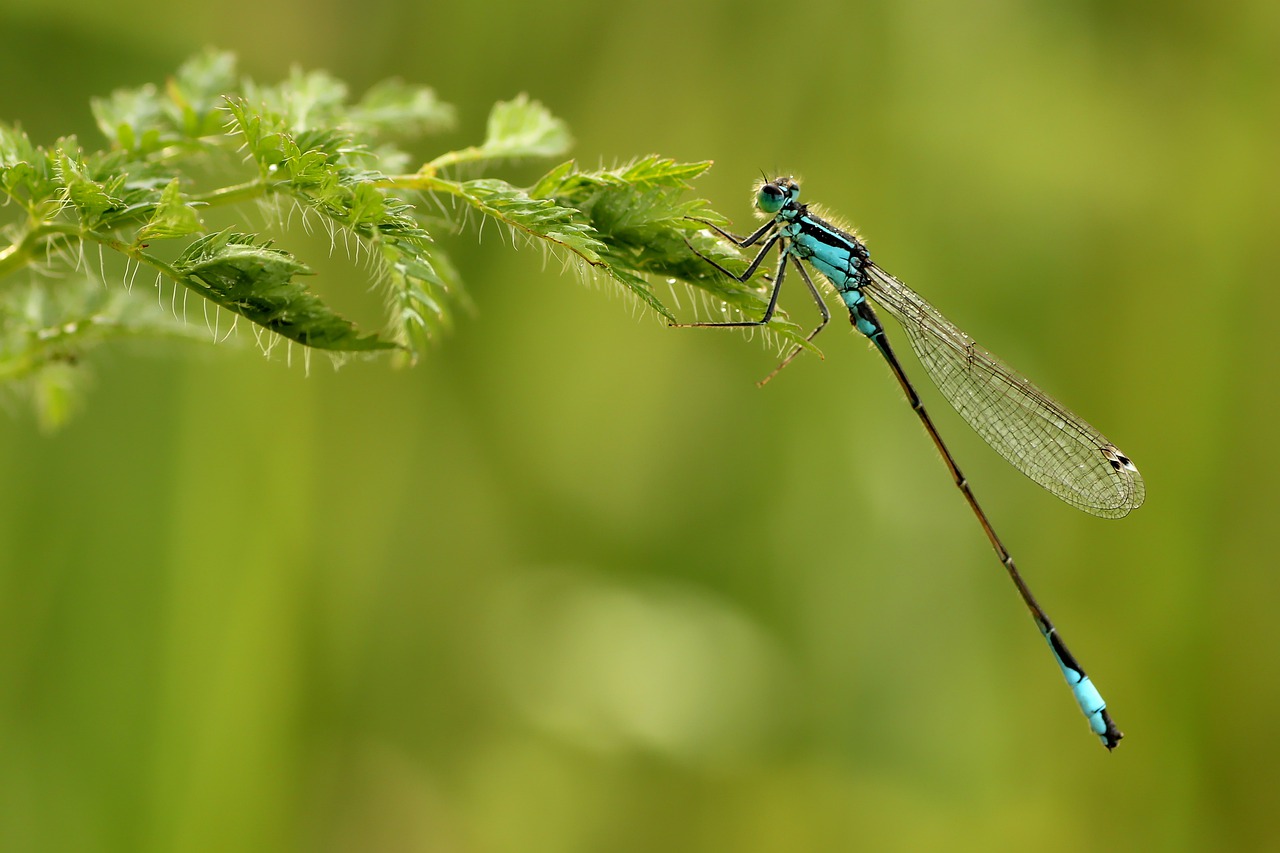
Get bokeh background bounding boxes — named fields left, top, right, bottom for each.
left=1, top=1, right=1277, bottom=850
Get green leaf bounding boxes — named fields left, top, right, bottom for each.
left=1, top=49, right=829, bottom=430
left=222, top=97, right=291, bottom=174
left=0, top=275, right=207, bottom=427
left=222, top=94, right=465, bottom=355
left=56, top=153, right=125, bottom=226
left=348, top=80, right=456, bottom=138
left=528, top=158, right=814, bottom=347
left=0, top=124, right=57, bottom=204
left=424, top=95, right=571, bottom=174
left=480, top=94, right=571, bottom=160
left=533, top=157, right=719, bottom=288
left=378, top=236, right=459, bottom=357
left=91, top=84, right=172, bottom=153
left=450, top=177, right=605, bottom=266
left=31, top=362, right=80, bottom=432
left=136, top=178, right=204, bottom=242
left=526, top=159, right=576, bottom=199
left=166, top=48, right=239, bottom=138
left=91, top=48, right=238, bottom=152
left=173, top=231, right=393, bottom=351
left=241, top=67, right=349, bottom=132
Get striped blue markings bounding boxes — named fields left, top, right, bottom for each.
left=676, top=177, right=1144, bottom=749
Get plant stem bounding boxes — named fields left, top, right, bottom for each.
left=385, top=173, right=459, bottom=195
left=0, top=220, right=182, bottom=285
left=189, top=180, right=267, bottom=207
left=0, top=221, right=82, bottom=280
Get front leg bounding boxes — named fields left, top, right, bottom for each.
left=685, top=230, right=781, bottom=284
left=756, top=257, right=832, bottom=386
left=686, top=216, right=777, bottom=248
left=672, top=234, right=788, bottom=328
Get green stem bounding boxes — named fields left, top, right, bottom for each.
left=189, top=179, right=268, bottom=207
left=0, top=219, right=182, bottom=285
left=0, top=241, right=22, bottom=278
left=0, top=222, right=83, bottom=279
left=80, top=229, right=183, bottom=282
left=386, top=173, right=608, bottom=270
left=0, top=227, right=44, bottom=279
left=0, top=315, right=204, bottom=382
left=384, top=173, right=462, bottom=196
left=418, top=148, right=492, bottom=177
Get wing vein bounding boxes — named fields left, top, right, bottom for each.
left=862, top=263, right=1145, bottom=517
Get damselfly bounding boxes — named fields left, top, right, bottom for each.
left=679, top=177, right=1144, bottom=749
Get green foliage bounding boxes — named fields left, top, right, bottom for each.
left=0, top=50, right=802, bottom=426
left=173, top=231, right=393, bottom=351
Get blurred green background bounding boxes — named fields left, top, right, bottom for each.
left=1, top=1, right=1277, bottom=850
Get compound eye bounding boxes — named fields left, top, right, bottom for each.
left=756, top=183, right=786, bottom=213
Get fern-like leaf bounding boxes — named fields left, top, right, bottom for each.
left=173, top=231, right=392, bottom=351
left=1, top=51, right=820, bottom=428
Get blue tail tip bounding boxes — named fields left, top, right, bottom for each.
left=1099, top=712, right=1124, bottom=751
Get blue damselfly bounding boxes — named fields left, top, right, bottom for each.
left=679, top=177, right=1144, bottom=748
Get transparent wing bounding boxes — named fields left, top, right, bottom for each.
left=862, top=263, right=1144, bottom=518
